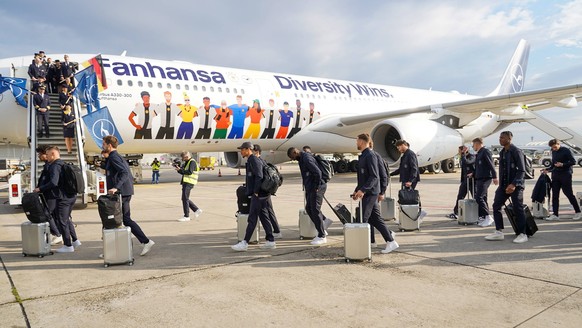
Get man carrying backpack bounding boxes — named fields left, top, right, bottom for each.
left=231, top=142, right=276, bottom=251
left=287, top=147, right=329, bottom=245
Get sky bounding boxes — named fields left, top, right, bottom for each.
left=2, top=0, right=582, bottom=147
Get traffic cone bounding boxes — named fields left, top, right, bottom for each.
left=218, top=169, right=222, bottom=177
left=238, top=168, right=241, bottom=175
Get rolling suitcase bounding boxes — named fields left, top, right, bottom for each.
left=344, top=197, right=371, bottom=262
left=504, top=202, right=538, bottom=237
left=398, top=204, right=421, bottom=231
left=324, top=196, right=351, bottom=224
left=381, top=177, right=396, bottom=220
left=21, top=192, right=51, bottom=223
left=236, top=212, right=259, bottom=244
left=103, top=227, right=134, bottom=267
left=299, top=209, right=317, bottom=240
left=531, top=201, right=548, bottom=219
left=458, top=178, right=478, bottom=225
left=21, top=221, right=53, bottom=257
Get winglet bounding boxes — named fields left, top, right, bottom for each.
left=487, top=39, right=530, bottom=96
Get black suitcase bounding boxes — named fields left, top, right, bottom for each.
left=98, top=194, right=123, bottom=229
left=323, top=196, right=351, bottom=224
left=504, top=203, right=538, bottom=237
left=236, top=185, right=250, bottom=214
left=21, top=193, right=51, bottom=223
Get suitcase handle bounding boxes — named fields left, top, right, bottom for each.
left=349, top=194, right=363, bottom=223
left=465, top=177, right=475, bottom=200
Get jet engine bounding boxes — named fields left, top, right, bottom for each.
left=370, top=117, right=463, bottom=169
left=223, top=150, right=290, bottom=168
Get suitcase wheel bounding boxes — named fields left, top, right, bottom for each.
left=128, top=261, right=134, bottom=266
left=22, top=253, right=27, bottom=257
left=104, top=264, right=109, bottom=268
left=38, top=255, right=44, bottom=258
left=299, top=236, right=304, bottom=240
left=345, top=259, right=350, bottom=263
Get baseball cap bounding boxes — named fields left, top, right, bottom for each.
left=237, top=141, right=253, bottom=149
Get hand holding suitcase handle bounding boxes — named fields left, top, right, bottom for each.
left=349, top=194, right=364, bottom=223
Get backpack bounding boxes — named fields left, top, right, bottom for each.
left=60, top=162, right=84, bottom=195
left=260, top=163, right=283, bottom=195
left=314, top=154, right=334, bottom=182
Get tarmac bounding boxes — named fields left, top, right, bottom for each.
left=1, top=163, right=581, bottom=328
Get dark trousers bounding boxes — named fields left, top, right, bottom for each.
left=121, top=195, right=149, bottom=244
left=156, top=126, right=174, bottom=139
left=453, top=178, right=474, bottom=214
left=362, top=194, right=393, bottom=243
left=181, top=184, right=199, bottom=217
left=492, top=186, right=525, bottom=234
left=195, top=128, right=211, bottom=139
left=551, top=173, right=581, bottom=215
left=266, top=196, right=280, bottom=233
left=474, top=178, right=492, bottom=217
left=56, top=196, right=77, bottom=247
left=45, top=198, right=61, bottom=237
left=305, top=184, right=327, bottom=238
left=134, top=128, right=152, bottom=139
left=37, top=113, right=50, bottom=136
left=245, top=194, right=274, bottom=242
left=260, top=128, right=276, bottom=139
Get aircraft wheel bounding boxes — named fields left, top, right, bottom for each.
left=542, top=159, right=552, bottom=168
left=335, top=160, right=349, bottom=173
left=349, top=160, right=359, bottom=172
left=441, top=158, right=455, bottom=173
left=427, top=162, right=442, bottom=174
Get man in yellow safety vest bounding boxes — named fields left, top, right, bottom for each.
left=175, top=151, right=201, bottom=222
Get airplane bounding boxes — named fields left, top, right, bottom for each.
left=0, top=39, right=581, bottom=178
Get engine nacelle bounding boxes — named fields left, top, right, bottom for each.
left=224, top=151, right=244, bottom=168
left=223, top=150, right=290, bottom=168
left=370, top=117, right=463, bottom=167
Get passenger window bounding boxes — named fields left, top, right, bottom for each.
left=148, top=82, right=153, bottom=88
left=210, top=86, right=214, bottom=92
left=225, top=88, right=230, bottom=93
left=127, top=80, right=133, bottom=87
left=202, top=86, right=206, bottom=92
left=116, top=79, right=123, bottom=86
left=217, top=87, right=222, bottom=92
left=157, top=82, right=162, bottom=88
left=176, top=84, right=181, bottom=90
left=193, top=85, right=198, bottom=91
left=166, top=83, right=172, bottom=89
left=184, top=85, right=189, bottom=90
left=138, top=81, right=143, bottom=87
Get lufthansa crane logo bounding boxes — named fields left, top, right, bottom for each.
left=511, top=64, right=524, bottom=93
left=91, top=119, right=116, bottom=141
left=1, top=78, right=25, bottom=98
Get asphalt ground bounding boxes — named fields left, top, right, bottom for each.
left=1, top=163, right=581, bottom=327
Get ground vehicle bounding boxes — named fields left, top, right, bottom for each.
left=540, top=148, right=582, bottom=168
left=199, top=156, right=217, bottom=170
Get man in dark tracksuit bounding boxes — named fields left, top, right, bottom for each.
left=369, top=140, right=394, bottom=246
left=470, top=138, right=497, bottom=227
left=353, top=134, right=398, bottom=254
left=35, top=145, right=63, bottom=245
left=34, top=146, right=79, bottom=253
left=448, top=146, right=475, bottom=219
left=231, top=142, right=275, bottom=251
left=390, top=139, right=420, bottom=189
left=102, top=135, right=155, bottom=255
left=254, top=145, right=282, bottom=238
left=543, top=139, right=581, bottom=221
left=287, top=147, right=327, bottom=245
left=486, top=131, right=528, bottom=243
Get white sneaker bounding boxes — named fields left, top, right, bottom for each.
left=478, top=215, right=494, bottom=227
left=477, top=216, right=485, bottom=223
left=573, top=213, right=582, bottom=221
left=513, top=233, right=528, bottom=244
left=273, top=232, right=283, bottom=239
left=260, top=241, right=276, bottom=249
left=50, top=235, right=63, bottom=245
left=140, top=240, right=155, bottom=256
left=231, top=240, right=248, bottom=252
left=381, top=241, right=400, bottom=254
left=323, top=218, right=333, bottom=230
left=177, top=216, right=191, bottom=222
left=310, top=237, right=327, bottom=245
left=194, top=209, right=203, bottom=218
left=324, top=230, right=328, bottom=236
left=544, top=214, right=559, bottom=221
left=72, top=240, right=82, bottom=248
left=485, top=230, right=504, bottom=241
left=370, top=242, right=377, bottom=248
left=55, top=245, right=74, bottom=253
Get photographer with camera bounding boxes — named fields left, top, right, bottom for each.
left=175, top=151, right=202, bottom=222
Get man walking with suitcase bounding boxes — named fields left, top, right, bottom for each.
left=485, top=131, right=528, bottom=243
left=447, top=145, right=475, bottom=220
left=102, top=135, right=155, bottom=255
left=231, top=142, right=276, bottom=251
left=353, top=134, right=399, bottom=254
left=254, top=145, right=282, bottom=238
left=287, top=147, right=328, bottom=245
left=175, top=151, right=202, bottom=222
left=469, top=138, right=497, bottom=227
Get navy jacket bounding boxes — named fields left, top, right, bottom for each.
left=33, top=93, right=51, bottom=111
left=28, top=63, right=47, bottom=80
left=38, top=159, right=64, bottom=199
left=460, top=152, right=475, bottom=181
left=499, top=144, right=525, bottom=187
left=356, top=148, right=380, bottom=195
left=298, top=152, right=323, bottom=192
left=373, top=150, right=389, bottom=195
left=474, top=147, right=496, bottom=180
left=531, top=173, right=551, bottom=203
left=104, top=150, right=134, bottom=196
left=390, top=148, right=419, bottom=185
left=245, top=154, right=267, bottom=196
left=548, top=147, right=576, bottom=175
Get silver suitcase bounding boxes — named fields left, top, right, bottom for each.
left=236, top=213, right=259, bottom=244
left=398, top=204, right=421, bottom=231
left=299, top=208, right=317, bottom=239
left=531, top=201, right=548, bottom=219
left=380, top=197, right=396, bottom=220
left=103, top=227, right=134, bottom=267
left=344, top=199, right=371, bottom=262
left=21, top=221, right=53, bottom=257
left=458, top=199, right=479, bottom=225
